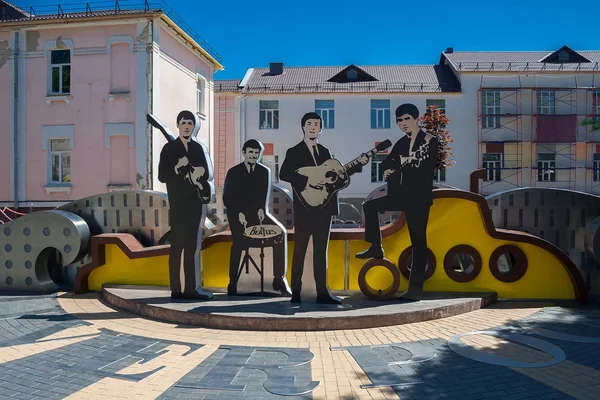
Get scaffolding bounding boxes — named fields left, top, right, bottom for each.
left=478, top=74, right=598, bottom=194
left=585, top=87, right=600, bottom=193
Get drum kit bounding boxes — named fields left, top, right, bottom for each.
left=238, top=222, right=284, bottom=292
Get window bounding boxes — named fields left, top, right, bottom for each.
left=426, top=99, right=446, bottom=114
left=593, top=154, right=600, bottom=181
left=483, top=153, right=501, bottom=182
left=49, top=138, right=71, bottom=183
left=371, top=154, right=386, bottom=182
left=481, top=91, right=500, bottom=129
left=538, top=90, right=555, bottom=115
left=538, top=153, right=556, bottom=182
left=434, top=168, right=446, bottom=182
left=196, top=78, right=206, bottom=115
left=594, top=91, right=600, bottom=117
left=259, top=100, right=279, bottom=129
left=315, top=100, right=335, bottom=129
left=50, top=49, right=71, bottom=94
left=371, top=100, right=390, bottom=129
left=347, top=70, right=358, bottom=80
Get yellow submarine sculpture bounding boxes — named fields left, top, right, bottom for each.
left=74, top=189, right=587, bottom=304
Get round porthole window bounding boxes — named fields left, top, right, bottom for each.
left=444, top=245, right=483, bottom=283
left=489, top=245, right=528, bottom=283
left=398, top=246, right=436, bottom=281
left=358, top=258, right=401, bottom=301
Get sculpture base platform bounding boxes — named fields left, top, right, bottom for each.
left=102, top=285, right=497, bottom=331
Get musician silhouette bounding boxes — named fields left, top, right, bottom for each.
left=356, top=103, right=438, bottom=301
left=223, top=139, right=291, bottom=296
left=280, top=112, right=368, bottom=304
left=158, top=110, right=214, bottom=300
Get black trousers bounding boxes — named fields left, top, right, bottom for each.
left=169, top=206, right=204, bottom=294
left=363, top=196, right=430, bottom=290
left=291, top=211, right=332, bottom=298
left=227, top=215, right=285, bottom=290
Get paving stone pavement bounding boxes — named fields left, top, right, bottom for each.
left=0, top=293, right=599, bottom=399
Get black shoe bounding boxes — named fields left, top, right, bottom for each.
left=316, top=294, right=342, bottom=305
left=273, top=277, right=292, bottom=296
left=181, top=288, right=214, bottom=301
left=290, top=294, right=301, bottom=303
left=355, top=246, right=384, bottom=259
left=171, top=291, right=184, bottom=299
left=227, top=284, right=237, bottom=296
left=396, top=289, right=422, bottom=302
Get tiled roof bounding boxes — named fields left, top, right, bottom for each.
left=241, top=65, right=461, bottom=93
left=0, top=8, right=161, bottom=23
left=214, top=79, right=241, bottom=92
left=443, top=51, right=600, bottom=72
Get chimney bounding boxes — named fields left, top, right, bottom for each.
left=445, top=47, right=454, bottom=54
left=269, top=62, right=284, bottom=75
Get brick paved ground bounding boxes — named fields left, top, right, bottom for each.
left=0, top=292, right=598, bottom=399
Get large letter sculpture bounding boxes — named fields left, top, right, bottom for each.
left=154, top=111, right=214, bottom=300
left=356, top=103, right=439, bottom=301
left=280, top=112, right=371, bottom=304
left=223, top=139, right=291, bottom=295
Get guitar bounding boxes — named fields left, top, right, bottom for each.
left=295, top=140, right=392, bottom=209
left=146, top=113, right=215, bottom=203
left=400, top=141, right=430, bottom=169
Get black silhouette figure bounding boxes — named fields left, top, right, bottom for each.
left=156, top=110, right=214, bottom=300
left=356, top=103, right=438, bottom=301
left=280, top=112, right=369, bottom=304
left=223, top=139, right=291, bottom=296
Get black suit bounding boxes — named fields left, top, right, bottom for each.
left=363, top=130, right=438, bottom=290
left=158, top=137, right=211, bottom=295
left=223, top=162, right=285, bottom=291
left=280, top=141, right=362, bottom=298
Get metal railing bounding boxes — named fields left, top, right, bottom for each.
left=6, top=0, right=221, bottom=61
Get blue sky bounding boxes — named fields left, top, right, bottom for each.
left=15, top=0, right=600, bottom=79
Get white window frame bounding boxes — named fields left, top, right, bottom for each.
left=315, top=100, right=335, bottom=129
left=483, top=153, right=502, bottom=182
left=259, top=100, right=279, bottom=130
left=49, top=49, right=71, bottom=95
left=434, top=168, right=446, bottom=182
left=481, top=91, right=500, bottom=129
left=537, top=153, right=556, bottom=182
left=594, top=91, right=600, bottom=117
left=594, top=154, right=600, bottom=182
left=196, top=76, right=206, bottom=116
left=49, top=138, right=71, bottom=184
left=538, top=90, right=556, bottom=115
left=426, top=99, right=446, bottom=114
left=371, top=155, right=386, bottom=182
left=371, top=100, right=390, bottom=129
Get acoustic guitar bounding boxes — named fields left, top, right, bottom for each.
left=295, top=140, right=392, bottom=209
left=146, top=113, right=215, bottom=203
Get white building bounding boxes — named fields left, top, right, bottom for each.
left=227, top=63, right=464, bottom=214
left=214, top=45, right=600, bottom=218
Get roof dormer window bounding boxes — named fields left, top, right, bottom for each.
left=347, top=69, right=358, bottom=80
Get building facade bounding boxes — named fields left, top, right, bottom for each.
left=0, top=1, right=223, bottom=211
left=440, top=46, right=600, bottom=196
left=215, top=46, right=600, bottom=209
left=215, top=63, right=464, bottom=217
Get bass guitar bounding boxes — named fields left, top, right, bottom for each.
left=146, top=113, right=215, bottom=203
left=295, top=140, right=392, bottom=209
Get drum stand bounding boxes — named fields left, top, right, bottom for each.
left=238, top=246, right=265, bottom=293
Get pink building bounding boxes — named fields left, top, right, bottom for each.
left=0, top=1, right=223, bottom=211
left=213, top=80, right=241, bottom=187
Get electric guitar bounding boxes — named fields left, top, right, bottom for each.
left=146, top=113, right=215, bottom=203
left=295, top=140, right=392, bottom=209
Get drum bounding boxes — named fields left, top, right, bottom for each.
left=243, top=224, right=284, bottom=247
